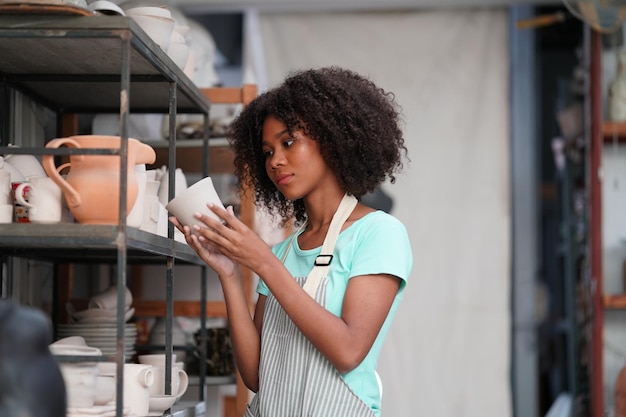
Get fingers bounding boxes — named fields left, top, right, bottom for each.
left=169, top=216, right=193, bottom=237
left=207, top=203, right=242, bottom=228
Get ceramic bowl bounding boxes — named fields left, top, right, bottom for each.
left=129, top=14, right=175, bottom=51
left=73, top=307, right=135, bottom=323
left=165, top=176, right=225, bottom=235
left=167, top=42, right=189, bottom=69
left=88, top=0, right=125, bottom=15
left=125, top=6, right=171, bottom=19
left=148, top=394, right=178, bottom=416
left=88, top=284, right=133, bottom=310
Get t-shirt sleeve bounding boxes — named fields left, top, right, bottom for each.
left=349, top=214, right=412, bottom=289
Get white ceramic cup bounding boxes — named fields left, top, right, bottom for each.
left=15, top=176, right=63, bottom=223
left=0, top=203, right=13, bottom=223
left=11, top=180, right=30, bottom=223
left=165, top=176, right=225, bottom=235
left=88, top=284, right=133, bottom=310
left=138, top=353, right=177, bottom=367
left=148, top=365, right=188, bottom=397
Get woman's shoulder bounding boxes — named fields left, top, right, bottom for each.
left=353, top=210, right=407, bottom=233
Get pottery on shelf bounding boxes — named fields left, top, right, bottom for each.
left=41, top=135, right=156, bottom=224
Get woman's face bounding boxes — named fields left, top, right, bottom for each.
left=261, top=115, right=332, bottom=201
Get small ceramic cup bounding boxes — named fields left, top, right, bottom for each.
left=14, top=176, right=63, bottom=224
left=11, top=181, right=30, bottom=223
left=148, top=365, right=188, bottom=397
left=138, top=353, right=177, bottom=367
left=165, top=176, right=225, bottom=236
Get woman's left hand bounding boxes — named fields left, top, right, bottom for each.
left=187, top=203, right=274, bottom=276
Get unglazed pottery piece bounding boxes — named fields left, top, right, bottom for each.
left=41, top=135, right=156, bottom=224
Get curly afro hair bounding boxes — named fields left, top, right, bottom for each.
left=227, top=66, right=408, bottom=225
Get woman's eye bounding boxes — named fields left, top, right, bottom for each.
left=263, top=149, right=273, bottom=158
left=283, top=139, right=294, bottom=148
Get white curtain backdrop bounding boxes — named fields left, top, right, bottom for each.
left=253, top=9, right=511, bottom=417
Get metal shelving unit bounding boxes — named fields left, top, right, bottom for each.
left=0, top=14, right=211, bottom=417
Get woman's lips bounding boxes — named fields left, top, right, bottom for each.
left=276, top=173, right=293, bottom=185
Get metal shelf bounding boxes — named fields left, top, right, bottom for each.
left=0, top=223, right=203, bottom=264
left=0, top=15, right=210, bottom=114
left=0, top=14, right=212, bottom=417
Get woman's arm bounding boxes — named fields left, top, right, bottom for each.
left=255, top=255, right=400, bottom=373
left=218, top=271, right=265, bottom=392
left=182, top=206, right=401, bottom=375
left=169, top=213, right=264, bottom=391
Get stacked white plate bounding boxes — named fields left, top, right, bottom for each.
left=57, top=323, right=137, bottom=359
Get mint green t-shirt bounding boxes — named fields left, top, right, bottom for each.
left=256, top=210, right=413, bottom=416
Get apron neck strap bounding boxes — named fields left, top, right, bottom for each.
left=302, top=193, right=358, bottom=298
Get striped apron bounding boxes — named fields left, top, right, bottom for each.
left=244, top=194, right=375, bottom=417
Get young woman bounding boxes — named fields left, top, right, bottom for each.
left=171, top=67, right=412, bottom=417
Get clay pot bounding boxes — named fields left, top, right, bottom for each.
left=41, top=135, right=156, bottom=224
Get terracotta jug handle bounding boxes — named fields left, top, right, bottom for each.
left=42, top=138, right=82, bottom=208
left=56, top=162, right=71, bottom=175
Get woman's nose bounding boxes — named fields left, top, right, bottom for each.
left=269, top=151, right=285, bottom=169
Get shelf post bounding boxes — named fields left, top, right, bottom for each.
left=589, top=27, right=604, bottom=417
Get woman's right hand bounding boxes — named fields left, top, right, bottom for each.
left=169, top=215, right=237, bottom=279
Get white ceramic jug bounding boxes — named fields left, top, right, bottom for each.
left=140, top=179, right=161, bottom=233
left=0, top=156, right=25, bottom=183
left=3, top=151, right=46, bottom=179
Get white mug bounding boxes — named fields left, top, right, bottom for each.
left=148, top=365, right=188, bottom=397
left=15, top=176, right=63, bottom=224
left=123, top=364, right=154, bottom=417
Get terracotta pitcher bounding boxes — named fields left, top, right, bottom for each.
left=42, top=135, right=156, bottom=224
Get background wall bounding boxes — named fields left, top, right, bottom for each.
left=254, top=8, right=512, bottom=417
